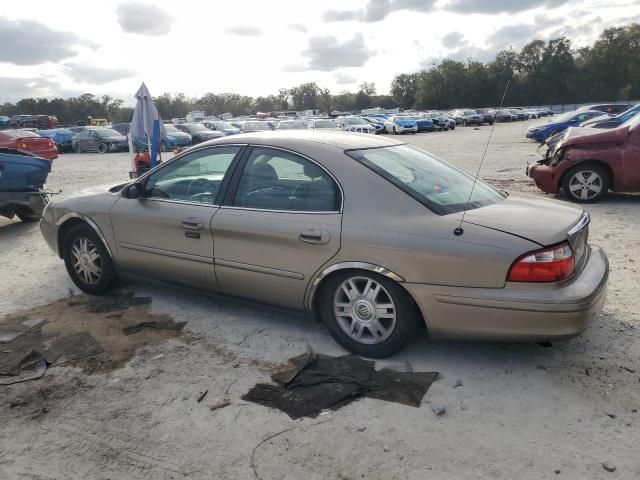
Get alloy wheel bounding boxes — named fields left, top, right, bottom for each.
left=70, top=237, right=102, bottom=285
left=333, top=276, right=397, bottom=345
left=568, top=170, right=603, bottom=201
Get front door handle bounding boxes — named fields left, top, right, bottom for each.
left=181, top=217, right=204, bottom=230
left=299, top=229, right=330, bottom=245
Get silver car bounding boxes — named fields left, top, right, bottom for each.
left=40, top=131, right=608, bottom=358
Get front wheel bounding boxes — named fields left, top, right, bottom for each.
left=319, top=272, right=419, bottom=358
left=63, top=224, right=117, bottom=294
left=562, top=165, right=609, bottom=203
left=73, top=142, right=82, bottom=153
left=160, top=141, right=168, bottom=152
left=393, top=127, right=398, bottom=135
left=462, top=120, right=467, bottom=127
left=97, top=143, right=108, bottom=154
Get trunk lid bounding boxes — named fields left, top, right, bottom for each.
left=461, top=193, right=584, bottom=246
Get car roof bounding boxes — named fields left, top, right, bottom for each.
left=197, top=130, right=403, bottom=151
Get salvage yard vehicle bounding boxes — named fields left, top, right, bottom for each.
left=336, top=116, right=377, bottom=134
left=528, top=113, right=640, bottom=203
left=0, top=130, right=57, bottom=160
left=308, top=119, right=339, bottom=130
left=526, top=110, right=602, bottom=142
left=453, top=109, right=483, bottom=126
left=0, top=148, right=52, bottom=222
left=174, top=123, right=225, bottom=144
left=201, top=121, right=241, bottom=136
left=237, top=120, right=273, bottom=133
left=40, top=131, right=608, bottom=358
left=36, top=128, right=74, bottom=153
left=277, top=120, right=308, bottom=130
left=578, top=103, right=631, bottom=114
left=384, top=116, right=418, bottom=134
left=580, top=104, right=640, bottom=129
left=475, top=108, right=495, bottom=125
left=72, top=127, right=128, bottom=153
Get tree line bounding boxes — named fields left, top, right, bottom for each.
left=0, top=23, right=637, bottom=125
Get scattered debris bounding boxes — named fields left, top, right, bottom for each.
left=357, top=427, right=367, bottom=432
left=209, top=400, right=231, bottom=411
left=243, top=348, right=439, bottom=419
left=30, top=407, right=49, bottom=420
left=623, top=366, right=636, bottom=373
left=432, top=404, right=446, bottom=416
left=51, top=332, right=104, bottom=363
left=453, top=379, right=463, bottom=388
left=605, top=412, right=617, bottom=419
left=555, top=469, right=561, bottom=474
left=602, top=462, right=616, bottom=473
left=123, top=319, right=187, bottom=336
left=0, top=317, right=46, bottom=343
left=197, top=390, right=208, bottom=403
left=85, top=292, right=152, bottom=313
left=383, top=445, right=390, bottom=452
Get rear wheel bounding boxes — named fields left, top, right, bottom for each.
left=562, top=165, right=609, bottom=203
left=319, top=271, right=418, bottom=358
left=160, top=141, right=168, bottom=152
left=63, top=224, right=116, bottom=294
left=463, top=120, right=467, bottom=127
left=97, top=143, right=108, bottom=154
left=73, top=142, right=82, bottom=153
left=393, top=127, right=398, bottom=135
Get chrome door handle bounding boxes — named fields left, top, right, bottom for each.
left=299, top=230, right=330, bottom=245
left=181, top=217, right=204, bottom=230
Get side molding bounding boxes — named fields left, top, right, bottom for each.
left=305, top=262, right=405, bottom=311
left=56, top=212, right=114, bottom=258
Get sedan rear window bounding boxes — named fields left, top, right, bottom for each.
left=347, top=145, right=506, bottom=215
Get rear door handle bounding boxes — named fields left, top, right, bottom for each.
left=299, top=229, right=330, bottom=245
left=181, top=217, right=204, bottom=230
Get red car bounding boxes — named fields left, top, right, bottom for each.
left=528, top=115, right=640, bottom=202
left=0, top=130, right=58, bottom=161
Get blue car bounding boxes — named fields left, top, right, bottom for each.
left=581, top=104, right=640, bottom=129
left=413, top=117, right=434, bottom=132
left=526, top=110, right=603, bottom=142
left=36, top=128, right=75, bottom=152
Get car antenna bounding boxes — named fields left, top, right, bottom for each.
left=453, top=79, right=511, bottom=237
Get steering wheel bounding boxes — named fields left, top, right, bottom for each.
left=185, top=178, right=211, bottom=198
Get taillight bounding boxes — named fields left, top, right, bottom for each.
left=508, top=242, right=575, bottom=283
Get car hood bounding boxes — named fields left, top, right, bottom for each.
left=461, top=193, right=584, bottom=246
left=556, top=125, right=629, bottom=150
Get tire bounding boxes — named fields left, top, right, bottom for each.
left=463, top=120, right=467, bottom=127
left=318, top=271, right=419, bottom=358
left=562, top=164, right=609, bottom=203
left=63, top=224, right=117, bottom=295
left=393, top=127, right=398, bottom=135
left=15, top=207, right=41, bottom=222
left=97, top=143, right=108, bottom=154
left=73, top=142, right=82, bottom=153
left=160, top=141, right=168, bottom=152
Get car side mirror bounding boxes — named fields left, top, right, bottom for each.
left=122, top=182, right=144, bottom=199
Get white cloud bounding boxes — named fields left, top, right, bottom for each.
left=225, top=25, right=263, bottom=36
left=116, top=2, right=173, bottom=36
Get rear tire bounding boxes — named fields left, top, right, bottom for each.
left=63, top=224, right=117, bottom=295
left=97, top=143, right=108, bottom=154
left=393, top=127, right=398, bottom=135
left=73, top=143, right=82, bottom=153
left=318, top=271, right=419, bottom=358
left=562, top=164, right=609, bottom=203
left=463, top=120, right=467, bottom=127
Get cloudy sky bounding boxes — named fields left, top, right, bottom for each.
left=0, top=0, right=638, bottom=104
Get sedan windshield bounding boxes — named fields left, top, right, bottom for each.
left=244, top=122, right=270, bottom=130
left=347, top=145, right=505, bottom=215
left=184, top=124, right=210, bottom=132
left=345, top=118, right=368, bottom=126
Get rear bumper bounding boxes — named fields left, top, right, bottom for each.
left=403, top=245, right=608, bottom=340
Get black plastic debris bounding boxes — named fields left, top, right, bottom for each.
left=122, top=319, right=187, bottom=336
left=50, top=332, right=104, bottom=363
left=243, top=349, right=439, bottom=419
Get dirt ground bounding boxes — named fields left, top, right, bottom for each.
left=0, top=120, right=639, bottom=480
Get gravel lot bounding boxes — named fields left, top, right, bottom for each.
left=1, top=120, right=638, bottom=480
